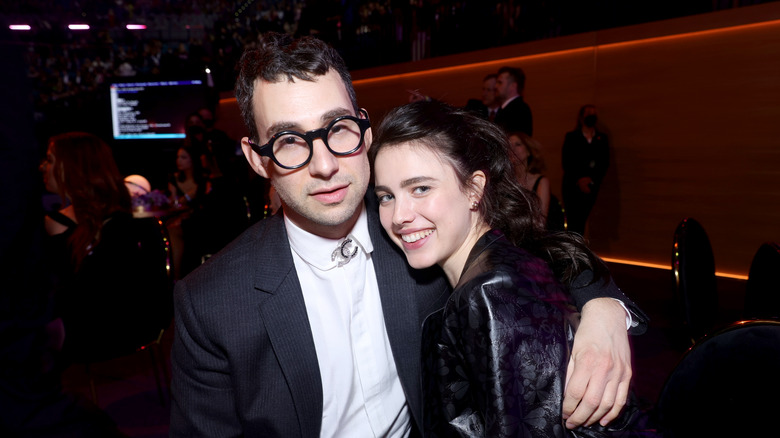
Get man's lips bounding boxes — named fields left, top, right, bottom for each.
left=310, top=184, right=349, bottom=204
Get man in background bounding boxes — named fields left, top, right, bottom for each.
left=465, top=73, right=500, bottom=121
left=494, top=65, right=533, bottom=135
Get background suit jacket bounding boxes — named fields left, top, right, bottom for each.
left=170, top=197, right=450, bottom=437
left=495, top=96, right=533, bottom=136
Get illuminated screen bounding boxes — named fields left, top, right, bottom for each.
left=109, top=80, right=206, bottom=140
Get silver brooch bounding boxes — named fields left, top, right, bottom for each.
left=331, top=237, right=359, bottom=267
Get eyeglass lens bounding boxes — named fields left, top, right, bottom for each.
left=272, top=117, right=363, bottom=168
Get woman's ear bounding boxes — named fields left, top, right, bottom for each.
left=468, top=170, right=487, bottom=204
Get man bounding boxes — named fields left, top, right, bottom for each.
left=464, top=73, right=500, bottom=121
left=494, top=65, right=533, bottom=135
left=170, top=33, right=646, bottom=436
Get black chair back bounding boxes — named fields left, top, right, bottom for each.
left=67, top=215, right=173, bottom=363
left=744, top=242, right=780, bottom=319
left=656, top=319, right=780, bottom=437
left=546, top=194, right=567, bottom=232
left=671, top=217, right=718, bottom=344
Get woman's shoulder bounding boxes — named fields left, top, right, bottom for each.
left=456, top=235, right=556, bottom=295
left=528, top=173, right=547, bottom=191
left=45, top=206, right=78, bottom=235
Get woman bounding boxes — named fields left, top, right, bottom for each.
left=370, top=100, right=615, bottom=437
left=40, top=132, right=136, bottom=360
left=508, top=131, right=550, bottom=218
left=41, top=132, right=132, bottom=271
left=167, top=145, right=211, bottom=278
left=561, top=104, right=609, bottom=235
left=168, top=145, right=210, bottom=208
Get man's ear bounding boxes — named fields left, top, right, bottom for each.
left=362, top=109, right=373, bottom=152
left=364, top=127, right=373, bottom=152
left=241, top=137, right=270, bottom=179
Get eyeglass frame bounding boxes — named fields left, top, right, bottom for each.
left=247, top=109, right=371, bottom=170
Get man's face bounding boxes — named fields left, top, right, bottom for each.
left=241, top=70, right=371, bottom=239
left=494, top=72, right=514, bottom=103
left=481, top=77, right=496, bottom=107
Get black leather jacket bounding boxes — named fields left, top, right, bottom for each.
left=421, top=230, right=635, bottom=437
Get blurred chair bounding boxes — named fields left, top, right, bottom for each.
left=744, top=242, right=780, bottom=319
left=671, top=217, right=718, bottom=345
left=656, top=319, right=780, bottom=437
left=68, top=216, right=174, bottom=405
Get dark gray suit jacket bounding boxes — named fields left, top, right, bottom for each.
left=170, top=200, right=450, bottom=437
left=494, top=96, right=533, bottom=136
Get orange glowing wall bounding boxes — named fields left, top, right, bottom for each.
left=216, top=3, right=780, bottom=276
left=349, top=4, right=780, bottom=277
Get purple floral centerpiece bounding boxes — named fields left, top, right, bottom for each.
left=131, top=189, right=170, bottom=216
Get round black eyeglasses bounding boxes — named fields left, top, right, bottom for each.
left=248, top=109, right=371, bottom=170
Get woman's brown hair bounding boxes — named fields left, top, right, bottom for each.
left=49, top=132, right=131, bottom=269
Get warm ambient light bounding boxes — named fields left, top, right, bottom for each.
left=126, top=24, right=147, bottom=30
left=68, top=24, right=90, bottom=30
left=601, top=257, right=748, bottom=280
left=9, top=25, right=32, bottom=31
left=353, top=18, right=780, bottom=86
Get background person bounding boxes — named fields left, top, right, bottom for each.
left=562, top=104, right=610, bottom=235
left=40, top=132, right=144, bottom=362
left=464, top=73, right=500, bottom=121
left=508, top=131, right=550, bottom=218
left=167, top=145, right=210, bottom=278
left=494, top=66, right=533, bottom=135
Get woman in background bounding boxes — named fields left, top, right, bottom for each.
left=168, top=145, right=210, bottom=208
left=167, top=145, right=211, bottom=277
left=41, top=132, right=131, bottom=272
left=40, top=132, right=135, bottom=360
left=508, top=131, right=550, bottom=218
left=508, top=131, right=567, bottom=231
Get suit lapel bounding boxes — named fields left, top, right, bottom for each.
left=253, top=216, right=323, bottom=437
left=367, top=206, right=428, bottom=427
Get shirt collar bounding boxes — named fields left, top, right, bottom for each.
left=284, top=204, right=373, bottom=271
left=501, top=94, right=520, bottom=109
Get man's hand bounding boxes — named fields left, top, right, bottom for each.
left=563, top=298, right=631, bottom=429
left=577, top=177, right=593, bottom=194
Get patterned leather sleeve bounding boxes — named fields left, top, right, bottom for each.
left=438, top=269, right=574, bottom=438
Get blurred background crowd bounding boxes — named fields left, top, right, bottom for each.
left=2, top=0, right=769, bottom=144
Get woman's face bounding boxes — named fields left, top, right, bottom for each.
left=508, top=135, right=529, bottom=167
left=176, top=148, right=193, bottom=171
left=373, top=142, right=482, bottom=279
left=40, top=143, right=59, bottom=193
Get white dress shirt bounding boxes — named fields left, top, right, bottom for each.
left=285, top=206, right=411, bottom=438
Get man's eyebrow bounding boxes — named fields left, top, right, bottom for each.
left=263, top=108, right=353, bottom=140
left=321, top=108, right=353, bottom=123
left=264, top=121, right=299, bottom=139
